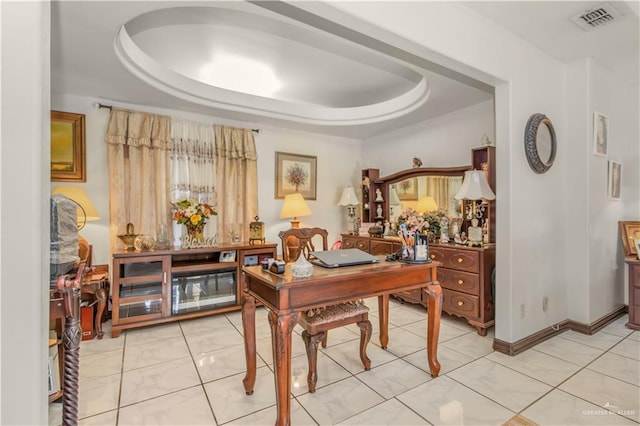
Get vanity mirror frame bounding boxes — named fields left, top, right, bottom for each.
left=377, top=165, right=471, bottom=222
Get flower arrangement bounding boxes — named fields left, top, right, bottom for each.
left=394, top=208, right=447, bottom=236
left=286, top=163, right=308, bottom=191
left=171, top=198, right=216, bottom=227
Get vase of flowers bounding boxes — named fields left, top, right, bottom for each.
left=171, top=198, right=216, bottom=244
left=394, top=208, right=447, bottom=242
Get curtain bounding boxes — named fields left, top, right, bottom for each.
left=214, top=126, right=258, bottom=241
left=105, top=109, right=172, bottom=250
left=170, top=119, right=217, bottom=242
left=425, top=176, right=453, bottom=216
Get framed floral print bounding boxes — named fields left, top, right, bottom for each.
left=275, top=152, right=317, bottom=200
left=593, top=111, right=608, bottom=157
left=51, top=110, right=86, bottom=182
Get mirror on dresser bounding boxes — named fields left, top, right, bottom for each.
left=361, top=166, right=469, bottom=227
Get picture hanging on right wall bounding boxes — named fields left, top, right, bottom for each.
left=593, top=111, right=608, bottom=156
left=608, top=160, right=622, bottom=200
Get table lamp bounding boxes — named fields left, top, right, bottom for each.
left=454, top=170, right=496, bottom=246
left=416, top=196, right=438, bottom=214
left=337, top=185, right=360, bottom=234
left=52, top=186, right=100, bottom=229
left=279, top=193, right=312, bottom=228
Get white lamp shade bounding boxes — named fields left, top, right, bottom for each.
left=454, top=170, right=496, bottom=201
left=52, top=186, right=101, bottom=223
left=388, top=187, right=401, bottom=205
left=337, top=185, right=360, bottom=206
left=416, top=196, right=438, bottom=213
left=279, top=193, right=312, bottom=219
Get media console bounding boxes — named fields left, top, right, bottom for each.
left=111, top=243, right=277, bottom=337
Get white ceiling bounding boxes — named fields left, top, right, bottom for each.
left=51, top=1, right=638, bottom=140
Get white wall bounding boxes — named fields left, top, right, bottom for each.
left=1, top=2, right=50, bottom=424
left=51, top=94, right=362, bottom=265
left=363, top=100, right=495, bottom=175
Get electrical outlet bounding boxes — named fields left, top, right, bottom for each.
left=543, top=296, right=549, bottom=312
left=520, top=304, right=525, bottom=318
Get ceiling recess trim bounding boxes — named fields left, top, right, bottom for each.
left=113, top=8, right=431, bottom=126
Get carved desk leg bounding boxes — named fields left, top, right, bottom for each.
left=423, top=279, right=442, bottom=378
left=268, top=310, right=299, bottom=426
left=242, top=293, right=257, bottom=395
left=94, top=283, right=107, bottom=339
left=377, top=294, right=389, bottom=349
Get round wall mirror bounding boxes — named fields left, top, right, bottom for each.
left=524, top=113, right=556, bottom=174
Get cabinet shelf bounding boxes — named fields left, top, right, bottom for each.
left=111, top=244, right=277, bottom=337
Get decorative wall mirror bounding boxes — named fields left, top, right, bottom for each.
left=524, top=113, right=556, bottom=174
left=379, top=166, right=470, bottom=221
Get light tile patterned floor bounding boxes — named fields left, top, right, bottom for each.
left=50, top=299, right=640, bottom=425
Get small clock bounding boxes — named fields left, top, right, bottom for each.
left=249, top=216, right=265, bottom=245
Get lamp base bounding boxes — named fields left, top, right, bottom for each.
left=290, top=219, right=301, bottom=229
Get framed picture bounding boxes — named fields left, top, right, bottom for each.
left=635, top=239, right=640, bottom=260
left=593, top=111, right=608, bottom=157
left=51, top=110, right=86, bottom=182
left=275, top=152, right=317, bottom=199
left=220, top=250, right=237, bottom=262
left=619, top=221, right=640, bottom=257
left=608, top=160, right=622, bottom=200
left=359, top=222, right=375, bottom=236
left=393, top=179, right=418, bottom=201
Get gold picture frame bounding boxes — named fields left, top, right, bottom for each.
left=393, top=179, right=418, bottom=201
left=51, top=110, right=86, bottom=182
left=275, top=152, right=317, bottom=200
left=619, top=221, right=640, bottom=257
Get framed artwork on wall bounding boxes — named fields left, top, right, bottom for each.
left=393, top=179, right=418, bottom=201
left=593, top=111, right=608, bottom=157
left=619, top=221, right=640, bottom=257
left=608, top=160, right=622, bottom=200
left=51, top=110, right=86, bottom=182
left=275, top=152, right=317, bottom=199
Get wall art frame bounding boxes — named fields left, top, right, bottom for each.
left=608, top=160, right=622, bottom=200
left=393, top=178, right=418, bottom=201
left=593, top=111, right=608, bottom=157
left=51, top=110, right=86, bottom=182
left=619, top=221, right=640, bottom=257
left=275, top=151, right=317, bottom=200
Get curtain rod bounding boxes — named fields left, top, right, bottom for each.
left=94, top=102, right=261, bottom=133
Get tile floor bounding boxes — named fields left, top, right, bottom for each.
left=49, top=298, right=640, bottom=425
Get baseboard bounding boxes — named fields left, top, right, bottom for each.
left=493, top=305, right=628, bottom=356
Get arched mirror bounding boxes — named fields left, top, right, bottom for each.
left=380, top=166, right=470, bottom=222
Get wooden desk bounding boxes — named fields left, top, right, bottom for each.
left=241, top=258, right=441, bottom=426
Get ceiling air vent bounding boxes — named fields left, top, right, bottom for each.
left=571, top=3, right=623, bottom=31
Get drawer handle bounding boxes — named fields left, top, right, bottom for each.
left=430, top=254, right=436, bottom=259
left=457, top=301, right=463, bottom=306
left=457, top=258, right=463, bottom=263
left=457, top=280, right=464, bottom=285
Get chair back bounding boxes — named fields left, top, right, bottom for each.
left=278, top=227, right=328, bottom=262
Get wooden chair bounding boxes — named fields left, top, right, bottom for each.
left=278, top=227, right=372, bottom=393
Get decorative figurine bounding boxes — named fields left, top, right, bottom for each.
left=439, top=216, right=449, bottom=243
left=467, top=218, right=483, bottom=247
left=412, top=157, right=423, bottom=168
left=376, top=204, right=383, bottom=218
left=375, top=188, right=384, bottom=202
left=481, top=134, right=494, bottom=146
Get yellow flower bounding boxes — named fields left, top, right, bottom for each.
left=190, top=214, right=202, bottom=225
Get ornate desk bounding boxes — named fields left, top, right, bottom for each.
left=241, top=257, right=441, bottom=426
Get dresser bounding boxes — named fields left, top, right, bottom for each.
left=342, top=234, right=496, bottom=335
left=625, top=257, right=640, bottom=330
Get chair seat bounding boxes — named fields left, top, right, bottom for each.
left=301, top=301, right=369, bottom=326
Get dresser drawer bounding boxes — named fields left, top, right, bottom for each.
left=443, top=289, right=479, bottom=318
left=429, top=247, right=480, bottom=273
left=342, top=237, right=369, bottom=251
left=370, top=240, right=394, bottom=255
left=437, top=268, right=480, bottom=295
